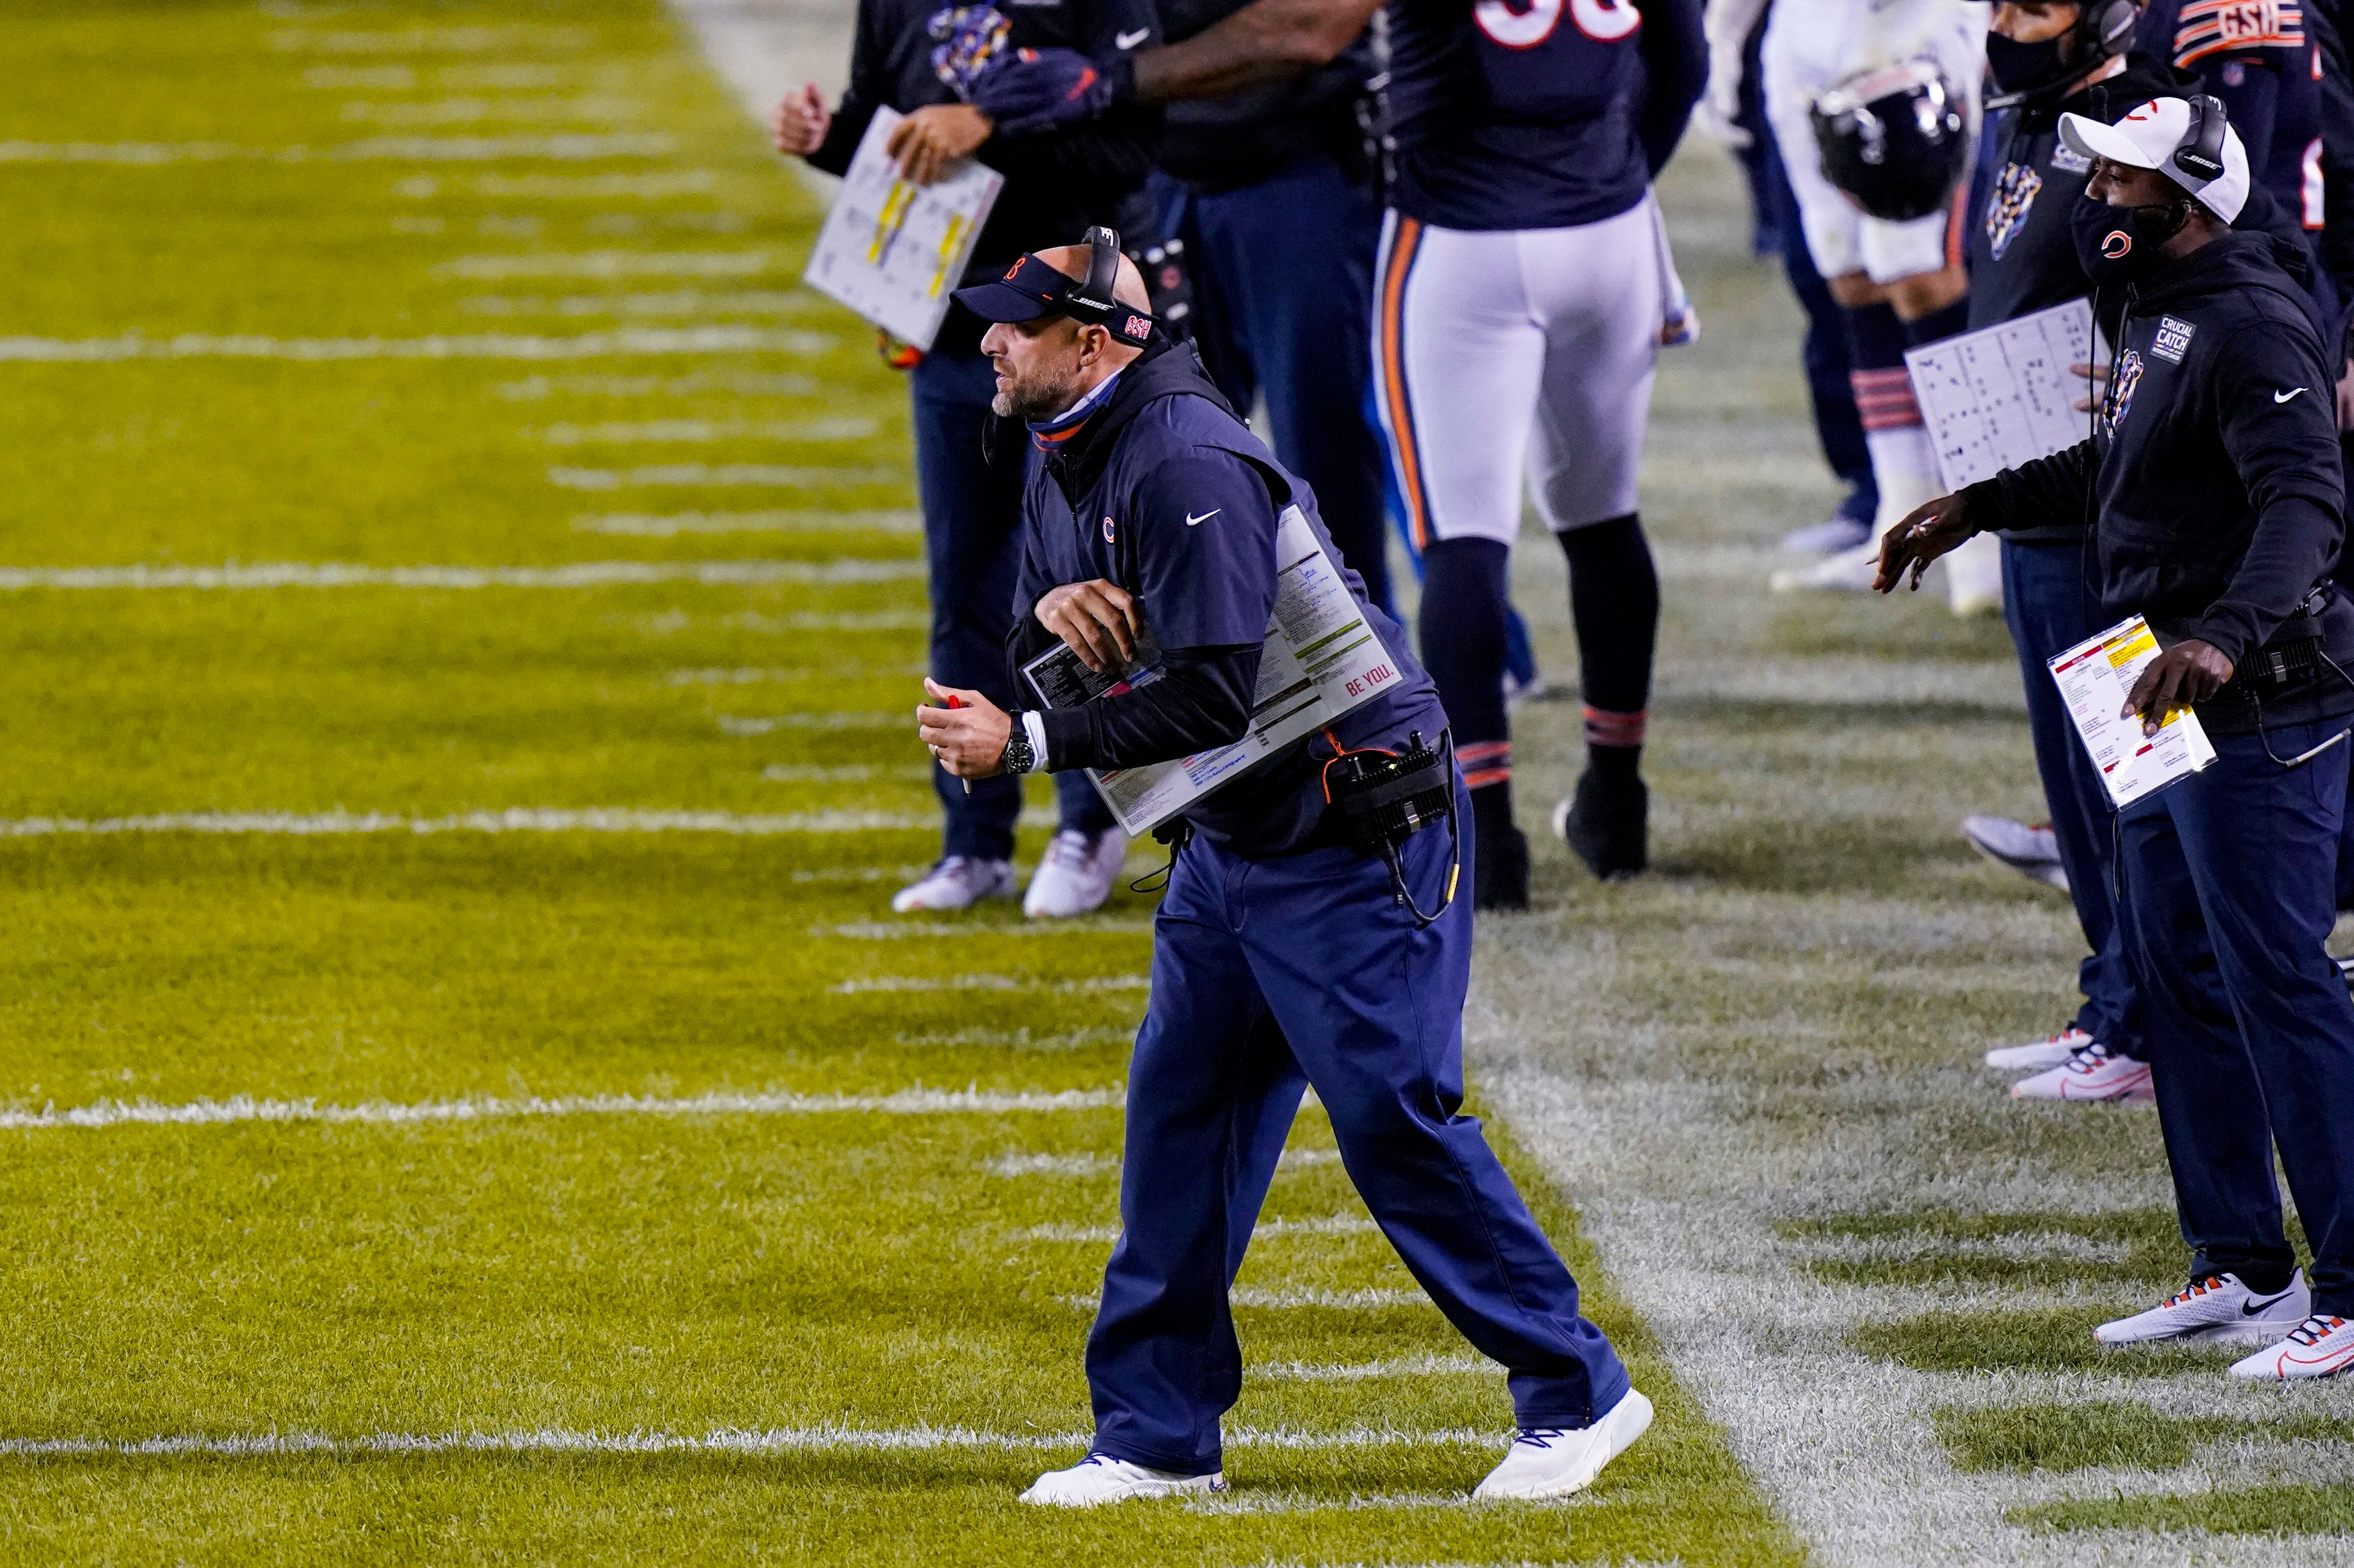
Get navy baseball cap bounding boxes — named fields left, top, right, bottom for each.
left=953, top=253, right=1156, bottom=346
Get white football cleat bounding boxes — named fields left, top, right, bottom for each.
left=1768, top=545, right=1879, bottom=595
left=890, top=856, right=1014, bottom=913
left=1985, top=1026, right=2092, bottom=1071
left=2011, top=1040, right=2154, bottom=1102
left=2229, top=1313, right=2354, bottom=1379
left=1779, top=515, right=1873, bottom=555
left=1017, top=1453, right=1225, bottom=1507
left=1022, top=827, right=1126, bottom=919
left=2095, top=1271, right=2309, bottom=1345
left=1471, top=1388, right=1653, bottom=1501
left=1960, top=815, right=2069, bottom=892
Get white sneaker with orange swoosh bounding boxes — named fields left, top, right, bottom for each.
left=2229, top=1313, right=2354, bottom=1380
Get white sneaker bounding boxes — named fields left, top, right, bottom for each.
left=1768, top=544, right=1879, bottom=595
left=1779, top=515, right=1873, bottom=555
left=1017, top=1453, right=1225, bottom=1507
left=1503, top=667, right=1548, bottom=706
left=890, top=855, right=1014, bottom=913
left=2011, top=1040, right=2154, bottom=1102
left=2229, top=1312, right=2354, bottom=1379
left=2096, top=1271, right=2309, bottom=1345
left=1471, top=1388, right=1653, bottom=1501
left=1985, top=1026, right=2092, bottom=1071
left=1944, top=531, right=2005, bottom=617
left=1960, top=815, right=2069, bottom=893
left=1022, top=828, right=1125, bottom=919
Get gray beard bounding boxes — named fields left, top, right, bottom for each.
left=997, top=372, right=1079, bottom=424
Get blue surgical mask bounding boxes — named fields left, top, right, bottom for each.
left=2070, top=193, right=2190, bottom=286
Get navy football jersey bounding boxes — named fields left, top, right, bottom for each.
left=1382, top=0, right=1700, bottom=230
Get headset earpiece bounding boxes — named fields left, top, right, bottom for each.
left=1072, top=225, right=1121, bottom=316
left=2081, top=0, right=2138, bottom=58
left=2174, top=94, right=2228, bottom=181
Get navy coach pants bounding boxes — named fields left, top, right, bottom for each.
left=1084, top=801, right=1631, bottom=1474
left=1154, top=155, right=1393, bottom=612
left=908, top=346, right=1113, bottom=860
left=2002, top=539, right=2144, bottom=1057
left=2118, top=719, right=2354, bottom=1315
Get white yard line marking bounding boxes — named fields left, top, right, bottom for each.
left=825, top=918, right=1156, bottom=938
left=1255, top=1355, right=1492, bottom=1381
left=720, top=712, right=902, bottom=734
left=403, top=172, right=719, bottom=198
left=0, top=1085, right=1122, bottom=1132
left=269, top=25, right=599, bottom=53
left=0, top=560, right=916, bottom=590
left=538, top=417, right=878, bottom=445
left=670, top=666, right=924, bottom=685
left=1020, top=1218, right=1378, bottom=1243
left=440, top=250, right=774, bottom=280
left=0, top=136, right=672, bottom=164
left=0, top=809, right=941, bottom=839
left=0, top=1424, right=1493, bottom=1459
left=465, top=294, right=824, bottom=324
left=504, top=372, right=824, bottom=401
left=1184, top=1491, right=1514, bottom=1517
left=985, top=1153, right=1113, bottom=1177
left=549, top=464, right=901, bottom=489
left=0, top=326, right=824, bottom=363
left=1230, top=1288, right=1423, bottom=1309
left=895, top=1026, right=1133, bottom=1051
left=583, top=511, right=917, bottom=537
left=339, top=97, right=645, bottom=127
left=830, top=975, right=1151, bottom=995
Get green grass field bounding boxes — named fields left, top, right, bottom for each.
left=0, top=3, right=1800, bottom=1562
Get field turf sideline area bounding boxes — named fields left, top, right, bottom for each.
left=0, top=2, right=1795, bottom=1563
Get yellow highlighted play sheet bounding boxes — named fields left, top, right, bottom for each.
left=2046, top=614, right=2217, bottom=808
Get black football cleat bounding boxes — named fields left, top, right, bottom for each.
left=1472, top=819, right=1530, bottom=911
left=1554, top=770, right=1647, bottom=880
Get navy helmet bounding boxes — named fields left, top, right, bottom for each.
left=1810, top=60, right=1971, bottom=224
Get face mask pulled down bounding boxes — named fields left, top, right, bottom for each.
left=2071, top=193, right=2191, bottom=286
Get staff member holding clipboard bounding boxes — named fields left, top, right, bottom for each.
left=1879, top=96, right=2354, bottom=1382
left=772, top=0, right=1157, bottom=918
left=917, top=232, right=1651, bottom=1507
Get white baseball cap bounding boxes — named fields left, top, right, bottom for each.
left=2059, top=96, right=2250, bottom=223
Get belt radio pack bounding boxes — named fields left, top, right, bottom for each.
left=1322, top=730, right=1461, bottom=927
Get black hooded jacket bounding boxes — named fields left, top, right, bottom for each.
left=1006, top=339, right=1447, bottom=855
left=1962, top=231, right=2354, bottom=735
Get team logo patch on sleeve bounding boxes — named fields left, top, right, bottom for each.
left=1984, top=163, right=2044, bottom=260
left=2151, top=316, right=2196, bottom=364
left=1101, top=515, right=1115, bottom=543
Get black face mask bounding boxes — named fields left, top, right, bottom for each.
left=2070, top=194, right=2191, bottom=285
left=1985, top=32, right=2073, bottom=96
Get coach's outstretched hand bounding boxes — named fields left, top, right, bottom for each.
left=973, top=47, right=1125, bottom=137
left=1873, top=492, right=1976, bottom=595
left=917, top=680, right=1014, bottom=778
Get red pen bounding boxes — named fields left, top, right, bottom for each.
left=945, top=692, right=970, bottom=794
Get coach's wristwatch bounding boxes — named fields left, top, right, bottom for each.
left=1000, top=719, right=1037, bottom=776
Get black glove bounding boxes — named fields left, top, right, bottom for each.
left=973, top=46, right=1134, bottom=136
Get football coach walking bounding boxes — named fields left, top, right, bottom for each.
left=1880, top=96, right=2354, bottom=1380
left=914, top=234, right=1651, bottom=1501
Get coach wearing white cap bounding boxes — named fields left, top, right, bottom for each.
left=1880, top=94, right=2354, bottom=1382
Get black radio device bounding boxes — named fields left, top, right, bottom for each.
left=1323, top=730, right=1460, bottom=927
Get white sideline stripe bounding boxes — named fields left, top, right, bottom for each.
left=1256, top=1355, right=1493, bottom=1381
left=0, top=1086, right=1122, bottom=1132
left=508, top=372, right=824, bottom=400
left=0, top=135, right=670, bottom=164
left=339, top=96, right=645, bottom=128
left=0, top=326, right=821, bottom=363
left=673, top=666, right=923, bottom=685
left=581, top=511, right=919, bottom=537
left=270, top=26, right=598, bottom=53
left=825, top=917, right=1157, bottom=938
left=549, top=464, right=901, bottom=489
left=539, top=418, right=878, bottom=446
left=720, top=712, right=901, bottom=735
left=0, top=1424, right=1492, bottom=1459
left=441, top=250, right=773, bottom=280
left=0, top=561, right=917, bottom=590
left=1021, top=1217, right=1379, bottom=1243
left=465, top=294, right=825, bottom=327
left=830, top=974, right=1152, bottom=995
left=0, top=809, right=944, bottom=839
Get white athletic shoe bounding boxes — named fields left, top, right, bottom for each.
left=1017, top=1453, right=1226, bottom=1507
left=2010, top=1040, right=2154, bottom=1102
left=1768, top=544, right=1879, bottom=595
left=890, top=855, right=1015, bottom=913
left=1022, top=827, right=1126, bottom=919
left=2095, top=1271, right=2309, bottom=1345
left=1985, top=1026, right=2092, bottom=1071
left=1779, top=515, right=1873, bottom=555
left=1960, top=815, right=2069, bottom=892
left=2229, top=1312, right=2354, bottom=1379
left=1944, top=531, right=2005, bottom=617
left=1471, top=1389, right=1653, bottom=1501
